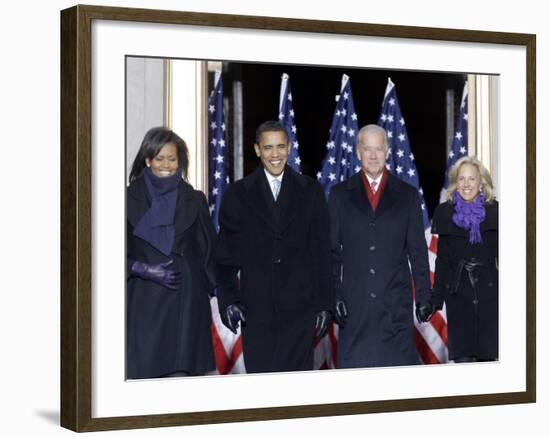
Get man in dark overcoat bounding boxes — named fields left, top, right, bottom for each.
left=215, top=120, right=333, bottom=373
left=329, top=124, right=432, bottom=368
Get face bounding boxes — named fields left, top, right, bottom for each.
left=456, top=163, right=482, bottom=202
left=145, top=142, right=179, bottom=178
left=356, top=130, right=388, bottom=179
left=254, top=131, right=291, bottom=177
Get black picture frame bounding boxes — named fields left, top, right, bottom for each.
left=60, top=4, right=536, bottom=432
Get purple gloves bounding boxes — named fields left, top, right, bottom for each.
left=130, top=260, right=182, bottom=290
left=220, top=303, right=246, bottom=334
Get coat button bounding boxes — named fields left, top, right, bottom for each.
left=369, top=245, right=375, bottom=251
left=369, top=268, right=375, bottom=275
left=488, top=282, right=493, bottom=287
left=369, top=292, right=377, bottom=298
left=473, top=299, right=479, bottom=305
left=369, top=222, right=375, bottom=227
left=274, top=258, right=281, bottom=264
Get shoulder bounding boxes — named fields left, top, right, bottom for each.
left=387, top=173, right=417, bottom=197
left=431, top=201, right=455, bottom=234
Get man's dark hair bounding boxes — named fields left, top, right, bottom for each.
left=255, top=120, right=289, bottom=144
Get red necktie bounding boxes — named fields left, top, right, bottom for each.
left=370, top=180, right=378, bottom=193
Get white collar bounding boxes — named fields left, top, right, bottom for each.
left=365, top=172, right=383, bottom=186
left=264, top=169, right=284, bottom=184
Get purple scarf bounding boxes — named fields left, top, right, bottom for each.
left=452, top=191, right=486, bottom=244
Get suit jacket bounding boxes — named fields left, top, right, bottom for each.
left=126, top=176, right=217, bottom=378
left=431, top=200, right=499, bottom=360
left=215, top=165, right=333, bottom=373
left=329, top=171, right=431, bottom=368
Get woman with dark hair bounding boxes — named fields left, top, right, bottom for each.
left=431, top=156, right=498, bottom=363
left=126, top=126, right=217, bottom=378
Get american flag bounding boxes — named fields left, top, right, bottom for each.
left=278, top=73, right=302, bottom=173
left=316, top=74, right=362, bottom=369
left=207, top=70, right=246, bottom=374
left=378, top=77, right=448, bottom=364
left=317, top=74, right=362, bottom=199
left=441, top=81, right=469, bottom=199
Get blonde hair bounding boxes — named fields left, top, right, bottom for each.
left=447, top=156, right=496, bottom=203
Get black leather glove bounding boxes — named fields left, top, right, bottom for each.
left=334, top=300, right=349, bottom=328
left=220, top=303, right=246, bottom=334
left=314, top=310, right=331, bottom=341
left=130, top=260, right=182, bottom=290
left=415, top=302, right=435, bottom=323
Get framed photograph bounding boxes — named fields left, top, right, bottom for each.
left=60, top=4, right=536, bottom=432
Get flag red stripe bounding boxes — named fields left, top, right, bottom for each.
left=429, top=311, right=448, bottom=346
left=413, top=327, right=441, bottom=364
left=210, top=323, right=232, bottom=374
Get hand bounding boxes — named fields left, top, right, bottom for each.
left=314, top=310, right=331, bottom=341
left=221, top=303, right=246, bottom=334
left=131, top=260, right=182, bottom=290
left=416, top=302, right=435, bottom=323
left=334, top=300, right=349, bottom=328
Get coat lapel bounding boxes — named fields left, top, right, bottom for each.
left=346, top=173, right=374, bottom=219
left=173, top=182, right=199, bottom=236
left=373, top=173, right=397, bottom=219
left=277, top=167, right=302, bottom=232
left=244, top=166, right=279, bottom=232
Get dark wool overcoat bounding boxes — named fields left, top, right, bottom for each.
left=328, top=172, right=431, bottom=368
left=215, top=165, right=333, bottom=373
left=431, top=200, right=499, bottom=361
left=126, top=176, right=217, bottom=379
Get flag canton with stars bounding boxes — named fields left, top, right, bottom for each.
left=378, top=82, right=430, bottom=228
left=317, top=78, right=362, bottom=198
left=444, top=85, right=468, bottom=188
left=279, top=77, right=301, bottom=173
left=208, top=74, right=230, bottom=232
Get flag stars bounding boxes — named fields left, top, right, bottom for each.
left=341, top=158, right=347, bottom=166
left=354, top=166, right=361, bottom=173
left=226, top=176, right=230, bottom=184
left=215, top=154, right=224, bottom=163
left=328, top=157, right=336, bottom=165
left=341, top=108, right=347, bottom=116
left=287, top=93, right=292, bottom=101
left=398, top=133, right=406, bottom=142
left=211, top=138, right=217, bottom=146
left=396, top=165, right=403, bottom=174
left=343, top=91, right=349, bottom=100
left=214, top=171, right=221, bottom=180
left=278, top=112, right=284, bottom=120
left=221, top=123, right=226, bottom=131
left=399, top=117, right=405, bottom=126
left=347, top=128, right=355, bottom=137
left=218, top=139, right=226, bottom=148
left=209, top=204, right=215, bottom=214
left=210, top=121, right=217, bottom=130
left=293, top=141, right=299, bottom=149
left=387, top=114, right=394, bottom=123
left=459, top=146, right=466, bottom=154
left=397, top=149, right=405, bottom=158
left=341, top=141, right=348, bottom=150
left=212, top=187, right=219, bottom=196
left=327, top=141, right=335, bottom=149
left=455, top=131, right=463, bottom=140
left=385, top=163, right=392, bottom=171
left=316, top=171, right=322, bottom=180
left=449, top=150, right=455, bottom=158
left=387, top=131, right=393, bottom=139
left=463, top=113, right=468, bottom=121
left=389, top=98, right=396, bottom=106
left=290, top=109, right=294, bottom=117
left=208, top=104, right=215, bottom=113
left=294, top=157, right=301, bottom=165
left=340, top=125, right=348, bottom=134
left=328, top=173, right=336, bottom=181
left=380, top=114, right=387, bottom=122
left=291, top=125, right=297, bottom=133
left=407, top=168, right=415, bottom=177
left=351, top=113, right=358, bottom=121
left=409, top=153, right=415, bottom=161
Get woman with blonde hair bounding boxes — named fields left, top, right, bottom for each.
left=431, top=156, right=498, bottom=363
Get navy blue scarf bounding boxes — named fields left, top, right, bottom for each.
left=133, top=167, right=182, bottom=256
